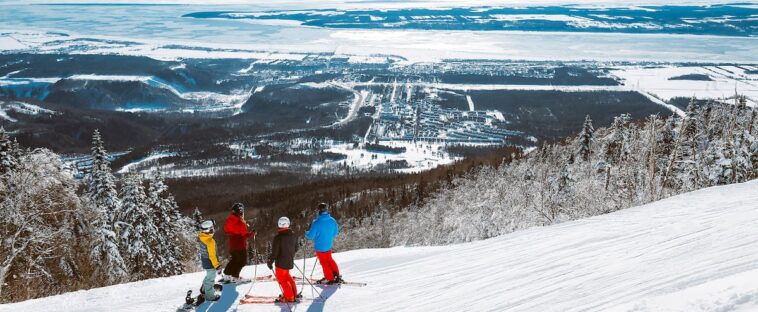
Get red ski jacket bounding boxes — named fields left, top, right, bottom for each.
left=224, top=213, right=252, bottom=251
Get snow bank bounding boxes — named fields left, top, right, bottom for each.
left=2, top=180, right=758, bottom=311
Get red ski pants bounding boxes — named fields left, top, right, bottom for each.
left=316, top=250, right=340, bottom=281
left=275, top=267, right=297, bottom=301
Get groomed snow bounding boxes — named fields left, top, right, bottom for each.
left=116, top=152, right=178, bottom=174
left=3, top=180, right=758, bottom=311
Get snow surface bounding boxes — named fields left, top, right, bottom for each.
left=0, top=34, right=26, bottom=50
left=116, top=152, right=178, bottom=174
left=3, top=180, right=758, bottom=311
left=0, top=101, right=57, bottom=122
left=316, top=141, right=460, bottom=174
left=612, top=65, right=758, bottom=107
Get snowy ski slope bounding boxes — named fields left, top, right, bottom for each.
left=2, top=180, right=757, bottom=312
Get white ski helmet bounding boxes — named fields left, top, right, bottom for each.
left=200, top=220, right=215, bottom=233
left=277, top=216, right=290, bottom=228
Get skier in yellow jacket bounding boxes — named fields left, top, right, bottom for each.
left=195, top=220, right=223, bottom=306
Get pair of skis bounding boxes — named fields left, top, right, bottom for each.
left=239, top=294, right=320, bottom=305
left=309, top=278, right=367, bottom=288
left=220, top=274, right=273, bottom=285
left=238, top=278, right=367, bottom=305
left=252, top=275, right=367, bottom=287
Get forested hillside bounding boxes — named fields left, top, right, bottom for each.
left=0, top=129, right=195, bottom=303
left=338, top=97, right=758, bottom=248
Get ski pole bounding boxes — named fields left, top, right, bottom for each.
left=294, top=263, right=324, bottom=301
left=310, top=249, right=319, bottom=280
left=302, top=238, right=306, bottom=296
left=270, top=267, right=293, bottom=312
left=243, top=233, right=258, bottom=297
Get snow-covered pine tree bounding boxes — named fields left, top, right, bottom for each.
left=86, top=129, right=128, bottom=283
left=736, top=94, right=748, bottom=110
left=745, top=105, right=758, bottom=178
left=643, top=115, right=659, bottom=199
left=554, top=163, right=574, bottom=219
left=658, top=116, right=677, bottom=158
left=577, top=115, right=594, bottom=162
left=119, top=173, right=158, bottom=279
left=667, top=99, right=702, bottom=191
left=681, top=98, right=700, bottom=139
left=730, top=131, right=753, bottom=183
left=0, top=127, right=18, bottom=175
left=146, top=170, right=188, bottom=277
left=11, top=138, right=21, bottom=163
left=603, top=114, right=631, bottom=165
left=192, top=207, right=204, bottom=230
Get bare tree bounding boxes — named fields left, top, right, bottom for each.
left=0, top=150, right=80, bottom=301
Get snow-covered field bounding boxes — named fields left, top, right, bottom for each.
left=3, top=180, right=757, bottom=312
left=0, top=100, right=57, bottom=122
left=117, top=152, right=178, bottom=174
left=612, top=65, right=758, bottom=106
left=316, top=142, right=460, bottom=173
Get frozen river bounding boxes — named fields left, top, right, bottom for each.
left=1, top=3, right=756, bottom=63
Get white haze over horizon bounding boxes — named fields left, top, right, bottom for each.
left=0, top=0, right=754, bottom=8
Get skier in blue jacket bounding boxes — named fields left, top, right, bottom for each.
left=305, top=203, right=343, bottom=284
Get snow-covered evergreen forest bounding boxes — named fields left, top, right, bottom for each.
left=0, top=129, right=195, bottom=303
left=338, top=97, right=758, bottom=248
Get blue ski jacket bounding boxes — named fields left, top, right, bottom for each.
left=305, top=212, right=339, bottom=252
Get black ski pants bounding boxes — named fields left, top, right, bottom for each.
left=224, top=250, right=247, bottom=277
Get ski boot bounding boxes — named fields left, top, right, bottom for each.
left=274, top=295, right=299, bottom=304
left=219, top=273, right=231, bottom=284
left=194, top=294, right=205, bottom=306
left=326, top=275, right=344, bottom=285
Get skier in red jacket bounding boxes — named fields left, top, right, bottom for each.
left=222, top=203, right=254, bottom=283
